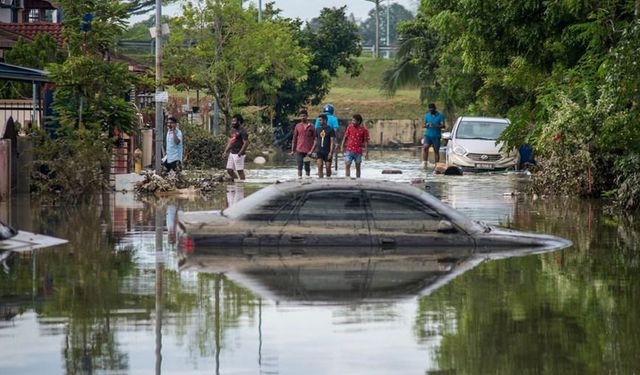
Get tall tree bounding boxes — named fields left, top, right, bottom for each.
left=49, top=0, right=138, bottom=136
left=163, top=0, right=308, bottom=133
left=270, top=6, right=362, bottom=122
left=365, top=0, right=381, bottom=57
left=360, top=3, right=414, bottom=47
left=124, top=0, right=178, bottom=15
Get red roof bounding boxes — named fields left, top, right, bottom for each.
left=0, top=22, right=64, bottom=46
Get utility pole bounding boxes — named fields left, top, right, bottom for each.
left=386, top=0, right=390, bottom=47
left=154, top=0, right=163, bottom=172
left=258, top=0, right=262, bottom=22
left=365, top=0, right=381, bottom=58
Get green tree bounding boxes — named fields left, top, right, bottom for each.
left=124, top=0, right=178, bottom=15
left=360, top=3, right=414, bottom=47
left=384, top=0, right=640, bottom=203
left=34, top=0, right=139, bottom=200
left=1, top=33, right=65, bottom=99
left=270, top=6, right=362, bottom=125
left=164, top=0, right=309, bottom=133
left=4, top=33, right=64, bottom=69
left=49, top=0, right=138, bottom=136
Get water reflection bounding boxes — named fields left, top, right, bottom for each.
left=179, top=247, right=563, bottom=303
left=1, top=150, right=639, bottom=374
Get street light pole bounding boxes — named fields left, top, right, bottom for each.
left=386, top=0, right=390, bottom=47
left=258, top=0, right=262, bottom=22
left=154, top=0, right=164, bottom=172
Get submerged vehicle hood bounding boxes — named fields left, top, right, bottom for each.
left=0, top=230, right=68, bottom=252
left=454, top=139, right=505, bottom=154
left=474, top=226, right=573, bottom=253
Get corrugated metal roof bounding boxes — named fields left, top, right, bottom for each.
left=0, top=62, right=48, bottom=82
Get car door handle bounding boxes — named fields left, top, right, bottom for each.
left=290, top=235, right=304, bottom=242
left=380, top=238, right=396, bottom=249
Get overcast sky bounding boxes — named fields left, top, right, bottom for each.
left=142, top=0, right=418, bottom=24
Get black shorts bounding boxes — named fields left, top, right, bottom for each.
left=317, top=152, right=332, bottom=162
left=163, top=160, right=181, bottom=172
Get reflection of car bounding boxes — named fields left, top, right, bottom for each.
left=178, top=180, right=570, bottom=253
left=443, top=116, right=518, bottom=171
left=0, top=221, right=68, bottom=252
left=181, top=253, right=482, bottom=301
left=180, top=243, right=568, bottom=302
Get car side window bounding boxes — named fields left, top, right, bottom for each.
left=243, top=194, right=296, bottom=222
left=292, top=191, right=367, bottom=229
left=270, top=197, right=300, bottom=223
left=368, top=192, right=442, bottom=232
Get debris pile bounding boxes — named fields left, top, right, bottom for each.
left=134, top=170, right=230, bottom=195
left=134, top=170, right=185, bottom=195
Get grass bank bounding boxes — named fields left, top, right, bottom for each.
left=168, top=57, right=426, bottom=121
left=309, top=57, right=425, bottom=120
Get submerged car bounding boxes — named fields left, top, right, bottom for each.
left=0, top=220, right=68, bottom=252
left=178, top=180, right=571, bottom=253
left=443, top=116, right=518, bottom=171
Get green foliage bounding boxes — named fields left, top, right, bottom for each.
left=29, top=0, right=141, bottom=200
left=49, top=0, right=139, bottom=136
left=58, top=0, right=130, bottom=57
left=4, top=33, right=64, bottom=69
left=48, top=55, right=138, bottom=135
left=270, top=6, right=363, bottom=124
left=387, top=1, right=640, bottom=204
left=1, top=33, right=65, bottom=99
left=164, top=0, right=309, bottom=132
left=179, top=121, right=227, bottom=170
left=125, top=0, right=179, bottom=15
left=30, top=130, right=112, bottom=203
left=359, top=3, right=415, bottom=46
left=615, top=154, right=640, bottom=210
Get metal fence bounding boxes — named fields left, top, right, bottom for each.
left=0, top=99, right=40, bottom=135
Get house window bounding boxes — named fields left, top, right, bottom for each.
left=25, top=9, right=41, bottom=23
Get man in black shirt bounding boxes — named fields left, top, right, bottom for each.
left=310, top=114, right=336, bottom=178
left=223, top=114, right=250, bottom=181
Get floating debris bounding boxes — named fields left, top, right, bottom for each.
left=134, top=169, right=230, bottom=196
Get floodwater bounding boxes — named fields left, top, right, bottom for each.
left=1, top=150, right=639, bottom=375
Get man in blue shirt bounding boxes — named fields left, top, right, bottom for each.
left=315, top=104, right=340, bottom=134
left=423, top=103, right=445, bottom=165
left=163, top=116, right=183, bottom=172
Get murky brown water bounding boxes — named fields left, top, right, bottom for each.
left=1, top=150, right=639, bottom=374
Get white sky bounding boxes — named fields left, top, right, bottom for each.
left=135, top=0, right=418, bottom=24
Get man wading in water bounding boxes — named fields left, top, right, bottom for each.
left=224, top=114, right=249, bottom=181
left=341, top=114, right=369, bottom=178
left=310, top=114, right=336, bottom=178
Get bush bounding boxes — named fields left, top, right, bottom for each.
left=31, top=130, right=111, bottom=203
left=615, top=154, right=640, bottom=210
left=180, top=120, right=227, bottom=170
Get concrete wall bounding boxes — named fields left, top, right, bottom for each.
left=365, top=119, right=420, bottom=146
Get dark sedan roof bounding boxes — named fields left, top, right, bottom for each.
left=223, top=179, right=481, bottom=232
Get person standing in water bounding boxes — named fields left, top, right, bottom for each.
left=310, top=114, right=336, bottom=178
left=340, top=114, right=369, bottom=178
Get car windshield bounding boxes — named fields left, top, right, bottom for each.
left=455, top=121, right=508, bottom=140
left=223, top=184, right=285, bottom=220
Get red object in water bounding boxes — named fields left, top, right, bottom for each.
left=179, top=237, right=194, bottom=253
